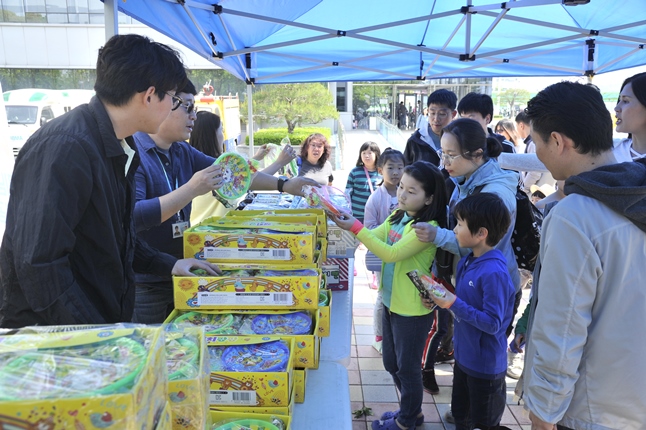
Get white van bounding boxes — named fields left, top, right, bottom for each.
left=4, top=88, right=94, bottom=157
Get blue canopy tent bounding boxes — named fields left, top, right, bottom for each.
left=102, top=0, right=646, bottom=146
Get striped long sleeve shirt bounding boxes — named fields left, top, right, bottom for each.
left=345, top=166, right=381, bottom=222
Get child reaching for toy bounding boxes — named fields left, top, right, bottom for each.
left=363, top=148, right=405, bottom=353
left=331, top=161, right=448, bottom=430
left=420, top=192, right=515, bottom=430
left=345, top=141, right=382, bottom=222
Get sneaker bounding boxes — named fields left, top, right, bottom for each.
left=378, top=411, right=424, bottom=427
left=506, top=350, right=524, bottom=379
left=434, top=348, right=455, bottom=364
left=371, top=417, right=406, bottom=429
left=444, top=409, right=455, bottom=424
left=372, top=338, right=383, bottom=354
left=422, top=370, right=439, bottom=395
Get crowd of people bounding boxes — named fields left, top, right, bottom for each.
left=0, top=33, right=645, bottom=430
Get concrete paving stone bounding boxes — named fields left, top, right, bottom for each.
left=362, top=385, right=399, bottom=402
left=436, top=403, right=456, bottom=430
left=357, top=345, right=383, bottom=358
left=361, top=402, right=401, bottom=420
left=348, top=357, right=359, bottom=371
left=501, top=405, right=518, bottom=425
left=419, top=424, right=447, bottom=430
left=351, top=345, right=358, bottom=357
left=351, top=401, right=367, bottom=421
left=358, top=357, right=386, bottom=371
left=352, top=421, right=368, bottom=430
left=508, top=404, right=531, bottom=425
left=349, top=370, right=362, bottom=385
left=435, top=374, right=453, bottom=386
left=360, top=370, right=394, bottom=385
left=432, top=386, right=453, bottom=404
left=353, top=302, right=376, bottom=309
left=420, top=403, right=442, bottom=422
left=354, top=324, right=375, bottom=335
left=422, top=390, right=436, bottom=404
left=435, top=363, right=454, bottom=375
left=355, top=334, right=375, bottom=346
left=353, top=308, right=375, bottom=316
left=354, top=316, right=374, bottom=326
left=350, top=385, right=364, bottom=402
left=351, top=334, right=357, bottom=345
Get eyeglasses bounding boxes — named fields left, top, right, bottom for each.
left=428, top=109, right=451, bottom=120
left=166, top=92, right=183, bottom=111
left=437, top=150, right=468, bottom=165
left=165, top=92, right=196, bottom=114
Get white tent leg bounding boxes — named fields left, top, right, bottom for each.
left=247, top=84, right=254, bottom=157
left=104, top=0, right=118, bottom=41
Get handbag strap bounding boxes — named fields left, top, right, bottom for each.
left=363, top=166, right=375, bottom=194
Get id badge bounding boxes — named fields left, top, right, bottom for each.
left=172, top=221, right=189, bottom=238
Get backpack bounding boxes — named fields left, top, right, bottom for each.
left=473, top=184, right=543, bottom=272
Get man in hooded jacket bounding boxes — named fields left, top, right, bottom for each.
left=523, top=82, right=646, bottom=430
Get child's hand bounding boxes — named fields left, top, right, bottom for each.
left=419, top=294, right=436, bottom=310
left=411, top=223, right=438, bottom=243
left=429, top=288, right=456, bottom=309
left=510, top=333, right=525, bottom=353
left=331, top=211, right=356, bottom=231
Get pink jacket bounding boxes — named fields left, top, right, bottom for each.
left=364, top=184, right=397, bottom=229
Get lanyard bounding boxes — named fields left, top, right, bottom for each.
left=154, top=150, right=184, bottom=222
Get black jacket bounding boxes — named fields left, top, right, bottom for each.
left=0, top=97, right=177, bottom=327
left=403, top=129, right=441, bottom=167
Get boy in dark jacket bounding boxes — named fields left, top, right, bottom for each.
left=422, top=192, right=515, bottom=430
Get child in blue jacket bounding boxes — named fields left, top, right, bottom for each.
left=423, top=192, right=515, bottom=430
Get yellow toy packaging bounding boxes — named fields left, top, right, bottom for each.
left=173, top=265, right=322, bottom=311
left=184, top=216, right=319, bottom=265
left=0, top=326, right=167, bottom=430
left=209, top=384, right=295, bottom=416
left=230, top=208, right=327, bottom=238
left=318, top=289, right=332, bottom=337
left=293, top=369, right=307, bottom=403
left=210, top=411, right=291, bottom=430
left=206, top=336, right=294, bottom=408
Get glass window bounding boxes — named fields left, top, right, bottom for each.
left=6, top=106, right=39, bottom=125
left=46, top=0, right=66, bottom=13
left=68, top=13, right=88, bottom=23
left=88, top=0, right=102, bottom=13
left=25, top=0, right=46, bottom=13
left=88, top=12, right=103, bottom=23
left=47, top=12, right=67, bottom=22
left=67, top=0, right=88, bottom=13
left=2, top=0, right=26, bottom=22
left=336, top=87, right=346, bottom=112
left=117, top=12, right=131, bottom=24
left=26, top=11, right=47, bottom=22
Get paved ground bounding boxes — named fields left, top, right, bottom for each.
left=337, top=130, right=532, bottom=429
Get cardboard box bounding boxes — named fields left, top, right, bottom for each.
left=293, top=368, right=307, bottom=404
left=166, top=328, right=210, bottom=430
left=210, top=411, right=291, bottom=429
left=326, top=222, right=359, bottom=258
left=317, top=289, right=332, bottom=337
left=0, top=326, right=167, bottom=430
left=206, top=336, right=294, bottom=407
left=209, top=384, right=294, bottom=416
left=230, top=208, right=328, bottom=238
left=155, top=401, right=173, bottom=430
left=184, top=216, right=319, bottom=265
left=166, top=310, right=322, bottom=369
left=322, top=257, right=351, bottom=291
left=173, top=266, right=322, bottom=311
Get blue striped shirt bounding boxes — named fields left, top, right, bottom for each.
left=345, top=167, right=381, bottom=222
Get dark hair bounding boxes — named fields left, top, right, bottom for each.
left=457, top=92, right=494, bottom=123
left=525, top=82, right=612, bottom=155
left=95, top=34, right=187, bottom=107
left=300, top=133, right=330, bottom=167
left=443, top=118, right=503, bottom=160
left=389, top=161, right=448, bottom=228
left=189, top=111, right=222, bottom=158
left=355, top=141, right=381, bottom=167
left=619, top=72, right=646, bottom=109
left=377, top=148, right=405, bottom=169
left=495, top=118, right=521, bottom=147
left=179, top=79, right=197, bottom=96
left=427, top=89, right=458, bottom=110
left=515, top=111, right=529, bottom=126
left=453, top=193, right=510, bottom=247
left=531, top=190, right=546, bottom=199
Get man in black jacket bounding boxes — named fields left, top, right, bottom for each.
left=403, top=89, right=458, bottom=166
left=0, top=34, right=218, bottom=328
left=458, top=92, right=516, bottom=154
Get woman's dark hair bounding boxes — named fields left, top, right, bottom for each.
left=443, top=118, right=502, bottom=160
left=619, top=72, right=646, bottom=108
left=300, top=133, right=330, bottom=167
left=495, top=118, right=521, bottom=147
left=355, top=141, right=381, bottom=167
left=189, top=111, right=222, bottom=158
left=389, top=161, right=448, bottom=228
left=453, top=193, right=510, bottom=247
left=377, top=148, right=405, bottom=169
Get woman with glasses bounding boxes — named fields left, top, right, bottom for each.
left=297, top=133, right=334, bottom=186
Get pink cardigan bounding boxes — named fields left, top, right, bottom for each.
left=364, top=184, right=397, bottom=229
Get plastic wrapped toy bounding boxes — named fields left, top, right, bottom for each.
left=300, top=185, right=351, bottom=217
left=214, top=152, right=260, bottom=201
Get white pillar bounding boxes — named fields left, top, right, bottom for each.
left=247, top=84, right=254, bottom=156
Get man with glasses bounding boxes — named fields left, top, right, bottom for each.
left=403, top=89, right=457, bottom=166
left=0, top=34, right=219, bottom=328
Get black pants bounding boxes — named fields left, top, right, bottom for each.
left=452, top=363, right=506, bottom=430
left=505, top=289, right=523, bottom=338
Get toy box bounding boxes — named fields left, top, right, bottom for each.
left=184, top=216, right=319, bottom=265
left=173, top=266, right=322, bottom=311
left=0, top=326, right=167, bottom=430
left=210, top=411, right=291, bottom=429
left=166, top=309, right=322, bottom=369
left=322, top=257, right=351, bottom=291
left=326, top=222, right=360, bottom=258
left=293, top=368, right=307, bottom=403
left=209, top=384, right=295, bottom=416
left=206, top=336, right=295, bottom=408
left=230, top=208, right=328, bottom=238
left=165, top=328, right=210, bottom=430
left=318, top=289, right=332, bottom=337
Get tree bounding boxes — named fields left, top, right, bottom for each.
left=495, top=88, right=532, bottom=115
left=242, top=83, right=338, bottom=133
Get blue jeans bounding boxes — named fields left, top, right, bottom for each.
left=382, top=306, right=433, bottom=427
left=132, top=283, right=175, bottom=324
left=451, top=363, right=506, bottom=430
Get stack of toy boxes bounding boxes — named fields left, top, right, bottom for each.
left=171, top=210, right=331, bottom=416
left=322, top=216, right=359, bottom=291
left=0, top=325, right=170, bottom=430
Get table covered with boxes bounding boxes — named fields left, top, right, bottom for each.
left=0, top=194, right=358, bottom=430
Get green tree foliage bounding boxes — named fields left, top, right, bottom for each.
left=241, top=83, right=338, bottom=133
left=495, top=88, right=532, bottom=113
left=187, top=69, right=246, bottom=97
left=352, top=84, right=393, bottom=113
left=0, top=69, right=96, bottom=91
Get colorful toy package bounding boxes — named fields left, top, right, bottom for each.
left=0, top=326, right=168, bottom=430
left=229, top=209, right=328, bottom=238
left=165, top=328, right=211, bottom=430
left=184, top=216, right=320, bottom=265
left=173, top=265, right=322, bottom=311
left=166, top=310, right=322, bottom=369
left=210, top=411, right=291, bottom=430
left=299, top=185, right=352, bottom=217
left=205, top=336, right=294, bottom=408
